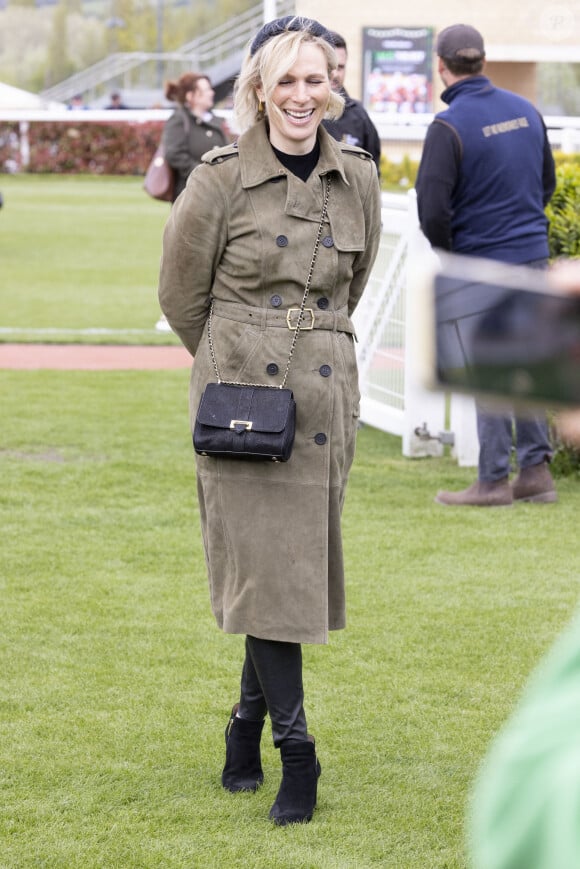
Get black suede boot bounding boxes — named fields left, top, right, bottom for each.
left=269, top=737, right=321, bottom=826
left=221, top=704, right=265, bottom=793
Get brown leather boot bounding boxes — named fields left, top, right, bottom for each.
left=512, top=462, right=557, bottom=503
left=435, top=477, right=513, bottom=507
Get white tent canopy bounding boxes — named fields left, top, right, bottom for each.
left=0, top=82, right=64, bottom=110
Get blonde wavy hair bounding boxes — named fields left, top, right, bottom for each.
left=234, top=28, right=344, bottom=134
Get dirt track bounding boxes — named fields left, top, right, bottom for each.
left=0, top=344, right=193, bottom=371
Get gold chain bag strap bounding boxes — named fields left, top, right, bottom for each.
left=193, top=175, right=331, bottom=462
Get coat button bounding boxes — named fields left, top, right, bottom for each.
left=319, top=365, right=332, bottom=377
left=276, top=235, right=289, bottom=247
left=270, top=294, right=282, bottom=307
left=314, top=433, right=327, bottom=445
left=266, top=363, right=279, bottom=376
left=317, top=297, right=329, bottom=310
left=322, top=236, right=334, bottom=248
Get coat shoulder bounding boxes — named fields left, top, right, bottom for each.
left=202, top=143, right=239, bottom=165
left=336, top=141, right=374, bottom=163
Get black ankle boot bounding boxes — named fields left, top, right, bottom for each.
left=221, top=704, right=265, bottom=793
left=269, top=737, right=321, bottom=825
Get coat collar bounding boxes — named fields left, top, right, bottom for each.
left=441, top=75, right=493, bottom=105
left=236, top=120, right=349, bottom=190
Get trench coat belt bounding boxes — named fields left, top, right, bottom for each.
left=210, top=300, right=356, bottom=336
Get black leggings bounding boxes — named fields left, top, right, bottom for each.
left=238, top=635, right=308, bottom=747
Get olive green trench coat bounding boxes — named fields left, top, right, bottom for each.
left=158, top=121, right=381, bottom=644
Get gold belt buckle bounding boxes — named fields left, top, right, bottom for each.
left=286, top=308, right=315, bottom=330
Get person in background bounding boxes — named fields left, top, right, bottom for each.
left=155, top=72, right=231, bottom=333
left=158, top=15, right=381, bottom=825
left=106, top=91, right=129, bottom=109
left=67, top=93, right=88, bottom=110
left=322, top=31, right=382, bottom=173
left=415, top=23, right=557, bottom=507
left=162, top=72, right=230, bottom=203
left=468, top=260, right=580, bottom=869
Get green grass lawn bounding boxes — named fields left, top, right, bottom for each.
left=0, top=174, right=174, bottom=344
left=1, top=368, right=579, bottom=867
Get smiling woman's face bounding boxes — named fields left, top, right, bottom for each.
left=257, top=42, right=330, bottom=156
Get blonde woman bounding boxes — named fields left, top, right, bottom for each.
left=159, top=16, right=381, bottom=825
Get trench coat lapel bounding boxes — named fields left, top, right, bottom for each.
left=237, top=122, right=365, bottom=248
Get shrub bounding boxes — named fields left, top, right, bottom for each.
left=380, top=153, right=419, bottom=191
left=0, top=120, right=165, bottom=175
left=546, top=159, right=580, bottom=259
left=550, top=424, right=580, bottom=478
left=0, top=122, right=21, bottom=173
left=553, top=151, right=580, bottom=169
left=546, top=156, right=580, bottom=477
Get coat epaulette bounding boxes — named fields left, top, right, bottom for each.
left=202, top=143, right=239, bottom=165
left=337, top=142, right=373, bottom=162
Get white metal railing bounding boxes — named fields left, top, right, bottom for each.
left=354, top=191, right=479, bottom=464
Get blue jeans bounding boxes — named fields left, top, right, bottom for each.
left=476, top=404, right=552, bottom=481
left=474, top=257, right=552, bottom=481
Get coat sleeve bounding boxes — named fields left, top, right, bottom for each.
left=158, top=163, right=229, bottom=357
left=162, top=110, right=194, bottom=178
left=415, top=119, right=461, bottom=251
left=347, top=160, right=382, bottom=316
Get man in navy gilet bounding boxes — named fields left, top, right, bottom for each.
left=416, top=24, right=557, bottom=507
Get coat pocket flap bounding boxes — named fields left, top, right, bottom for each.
left=196, top=383, right=295, bottom=434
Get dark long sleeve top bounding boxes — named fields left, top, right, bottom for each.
left=323, top=89, right=382, bottom=173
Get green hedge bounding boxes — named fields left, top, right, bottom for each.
left=380, top=153, right=419, bottom=192
left=0, top=120, right=164, bottom=175
left=547, top=154, right=580, bottom=477
left=546, top=157, right=580, bottom=259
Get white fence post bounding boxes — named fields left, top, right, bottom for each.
left=560, top=128, right=577, bottom=154
left=450, top=394, right=479, bottom=466
left=402, top=190, right=446, bottom=458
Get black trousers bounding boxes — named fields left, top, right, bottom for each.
left=237, top=635, right=308, bottom=747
